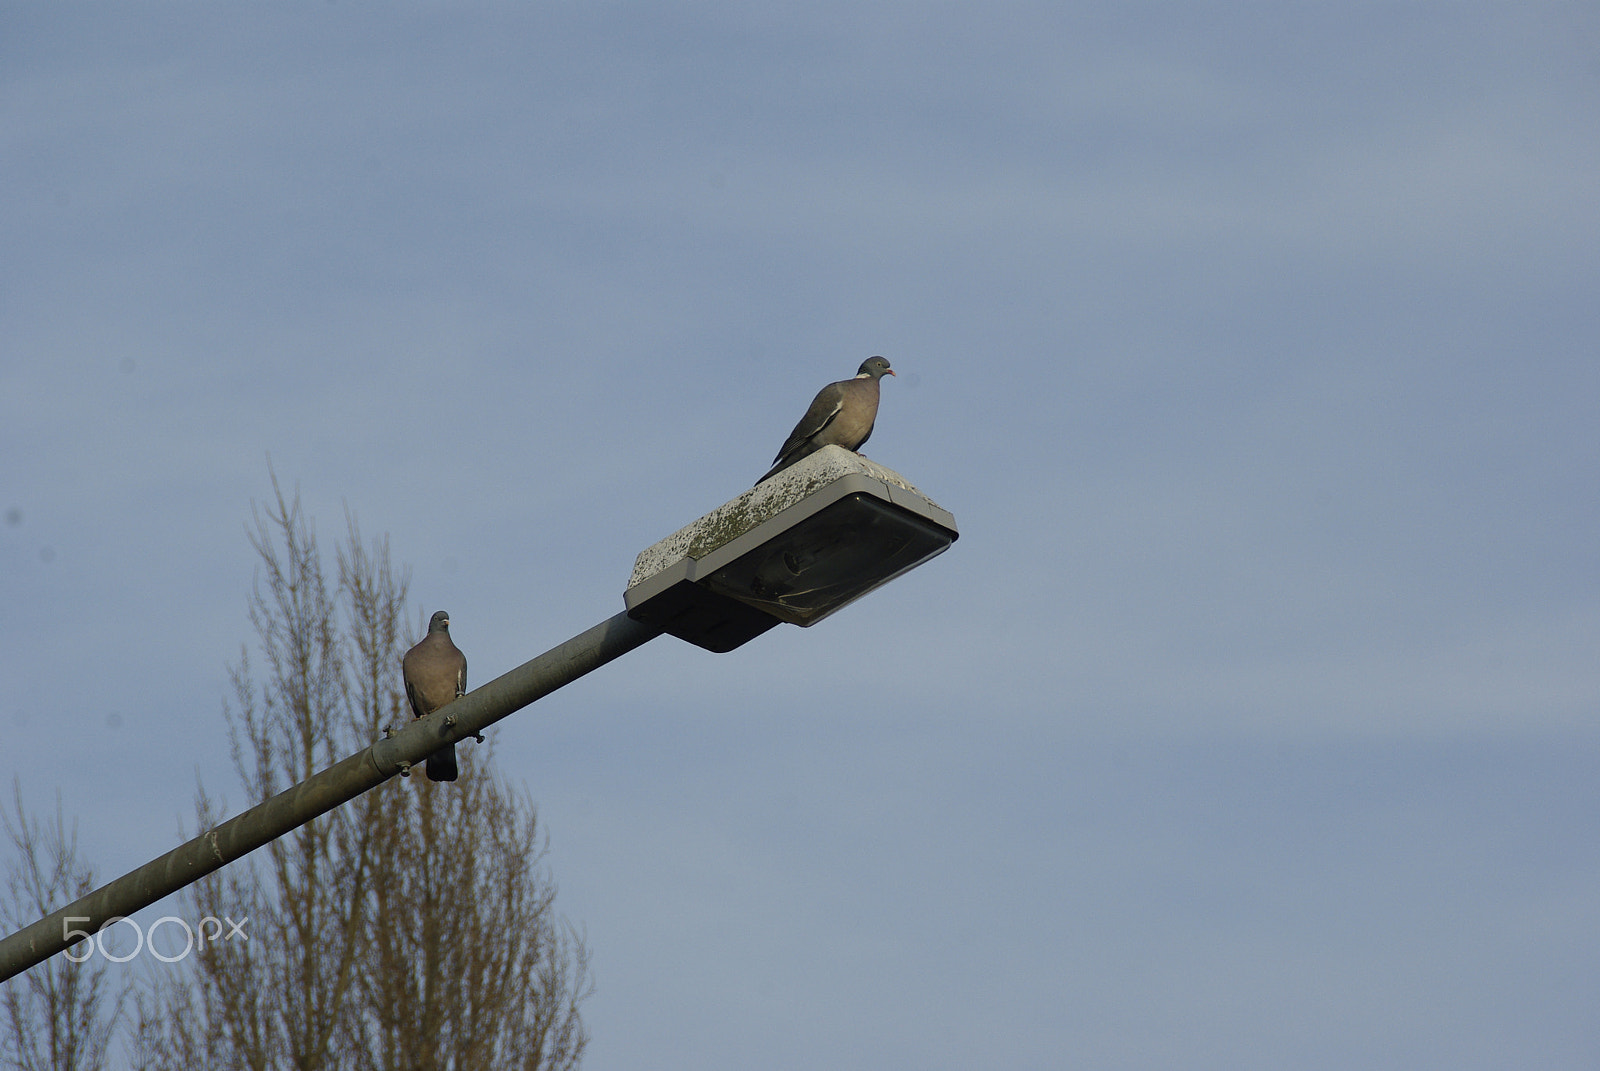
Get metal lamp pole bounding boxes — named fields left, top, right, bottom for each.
left=0, top=446, right=957, bottom=982
left=0, top=611, right=662, bottom=983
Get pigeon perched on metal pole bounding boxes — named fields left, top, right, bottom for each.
left=402, top=609, right=466, bottom=782
left=758, top=356, right=895, bottom=484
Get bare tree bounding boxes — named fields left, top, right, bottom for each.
left=135, top=478, right=587, bottom=1070
left=351, top=744, right=589, bottom=1071
left=1, top=783, right=123, bottom=1071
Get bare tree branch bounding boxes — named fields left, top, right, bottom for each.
left=1, top=782, right=123, bottom=1071
left=136, top=477, right=588, bottom=1070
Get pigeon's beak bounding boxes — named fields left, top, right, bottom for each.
left=886, top=369, right=896, bottom=376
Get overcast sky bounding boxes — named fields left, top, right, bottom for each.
left=3, top=3, right=1598, bottom=1067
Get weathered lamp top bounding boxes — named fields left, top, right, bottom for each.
left=625, top=446, right=958, bottom=652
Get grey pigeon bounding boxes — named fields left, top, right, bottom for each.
left=758, top=356, right=895, bottom=484
left=402, top=609, right=466, bottom=782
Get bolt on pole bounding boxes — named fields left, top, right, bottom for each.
left=0, top=610, right=662, bottom=983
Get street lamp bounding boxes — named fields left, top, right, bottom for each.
left=624, top=446, right=959, bottom=651
left=0, top=447, right=958, bottom=981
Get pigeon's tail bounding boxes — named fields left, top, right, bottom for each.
left=756, top=445, right=813, bottom=486
left=425, top=743, right=459, bottom=783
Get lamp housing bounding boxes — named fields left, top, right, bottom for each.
left=624, top=447, right=958, bottom=652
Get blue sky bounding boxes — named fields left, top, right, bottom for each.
left=3, top=3, right=1598, bottom=1067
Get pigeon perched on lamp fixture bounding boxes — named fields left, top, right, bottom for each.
left=758, top=356, right=895, bottom=484
left=402, top=610, right=466, bottom=782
